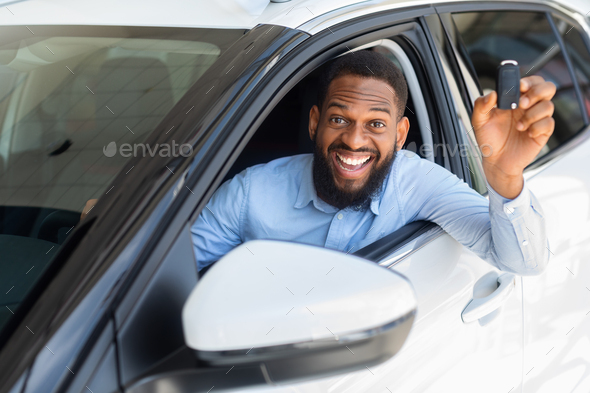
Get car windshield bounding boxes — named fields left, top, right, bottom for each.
left=0, top=25, right=242, bottom=334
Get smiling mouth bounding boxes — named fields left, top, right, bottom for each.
left=332, top=151, right=375, bottom=177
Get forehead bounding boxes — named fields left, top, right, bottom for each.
left=326, top=75, right=396, bottom=107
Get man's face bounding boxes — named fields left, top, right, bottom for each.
left=309, top=75, right=409, bottom=209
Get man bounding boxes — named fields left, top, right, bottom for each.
left=87, top=50, right=555, bottom=275
left=191, top=50, right=555, bottom=274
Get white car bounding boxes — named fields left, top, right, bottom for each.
left=0, top=1, right=589, bottom=393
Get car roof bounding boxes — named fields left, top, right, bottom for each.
left=0, top=0, right=363, bottom=29
left=0, top=0, right=586, bottom=32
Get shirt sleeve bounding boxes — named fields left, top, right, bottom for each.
left=190, top=168, right=250, bottom=271
left=402, top=156, right=549, bottom=275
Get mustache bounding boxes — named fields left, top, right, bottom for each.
left=327, top=142, right=380, bottom=158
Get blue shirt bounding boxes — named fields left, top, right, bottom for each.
left=191, top=151, right=549, bottom=274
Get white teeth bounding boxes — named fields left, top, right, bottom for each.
left=337, top=159, right=354, bottom=171
left=336, top=153, right=370, bottom=167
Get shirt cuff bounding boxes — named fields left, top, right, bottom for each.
left=487, top=178, right=531, bottom=220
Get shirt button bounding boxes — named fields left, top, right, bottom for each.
left=522, top=240, right=529, bottom=246
left=337, top=213, right=344, bottom=220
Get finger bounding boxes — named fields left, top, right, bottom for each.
left=472, top=91, right=497, bottom=128
left=519, top=81, right=556, bottom=109
left=520, top=76, right=545, bottom=93
left=527, top=117, right=555, bottom=140
left=516, top=101, right=555, bottom=131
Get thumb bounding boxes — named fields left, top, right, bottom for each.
left=472, top=91, right=497, bottom=128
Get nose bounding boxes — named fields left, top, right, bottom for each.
left=340, top=122, right=369, bottom=151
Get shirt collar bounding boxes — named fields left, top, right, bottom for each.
left=294, top=155, right=384, bottom=216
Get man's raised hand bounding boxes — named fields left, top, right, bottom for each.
left=472, top=75, right=556, bottom=199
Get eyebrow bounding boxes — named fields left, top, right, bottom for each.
left=327, top=102, right=391, bottom=115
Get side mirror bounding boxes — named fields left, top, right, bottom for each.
left=182, top=240, right=417, bottom=383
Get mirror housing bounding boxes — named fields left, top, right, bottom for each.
left=182, top=240, right=416, bottom=382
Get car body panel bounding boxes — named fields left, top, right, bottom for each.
left=433, top=2, right=590, bottom=390
left=2, top=0, right=586, bottom=33
left=211, top=233, right=522, bottom=393
left=0, top=0, right=366, bottom=29
left=522, top=127, right=590, bottom=392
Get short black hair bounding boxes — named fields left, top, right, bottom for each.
left=316, top=50, right=408, bottom=121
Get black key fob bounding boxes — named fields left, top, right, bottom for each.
left=496, top=60, right=520, bottom=110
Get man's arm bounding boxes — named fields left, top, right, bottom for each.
left=405, top=158, right=548, bottom=275
left=190, top=168, right=249, bottom=271
left=410, top=75, right=555, bottom=274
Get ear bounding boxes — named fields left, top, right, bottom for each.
left=395, top=116, right=410, bottom=150
left=309, top=105, right=320, bottom=141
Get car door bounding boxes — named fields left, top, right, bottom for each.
left=438, top=3, right=590, bottom=392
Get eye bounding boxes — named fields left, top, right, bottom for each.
left=330, top=117, right=347, bottom=125
left=370, top=121, right=386, bottom=128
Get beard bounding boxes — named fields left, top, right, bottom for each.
left=312, top=137, right=397, bottom=211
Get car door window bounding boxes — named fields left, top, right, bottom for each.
left=0, top=25, right=240, bottom=337
left=451, top=11, right=587, bottom=158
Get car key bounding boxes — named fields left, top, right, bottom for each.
left=496, top=60, right=520, bottom=110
